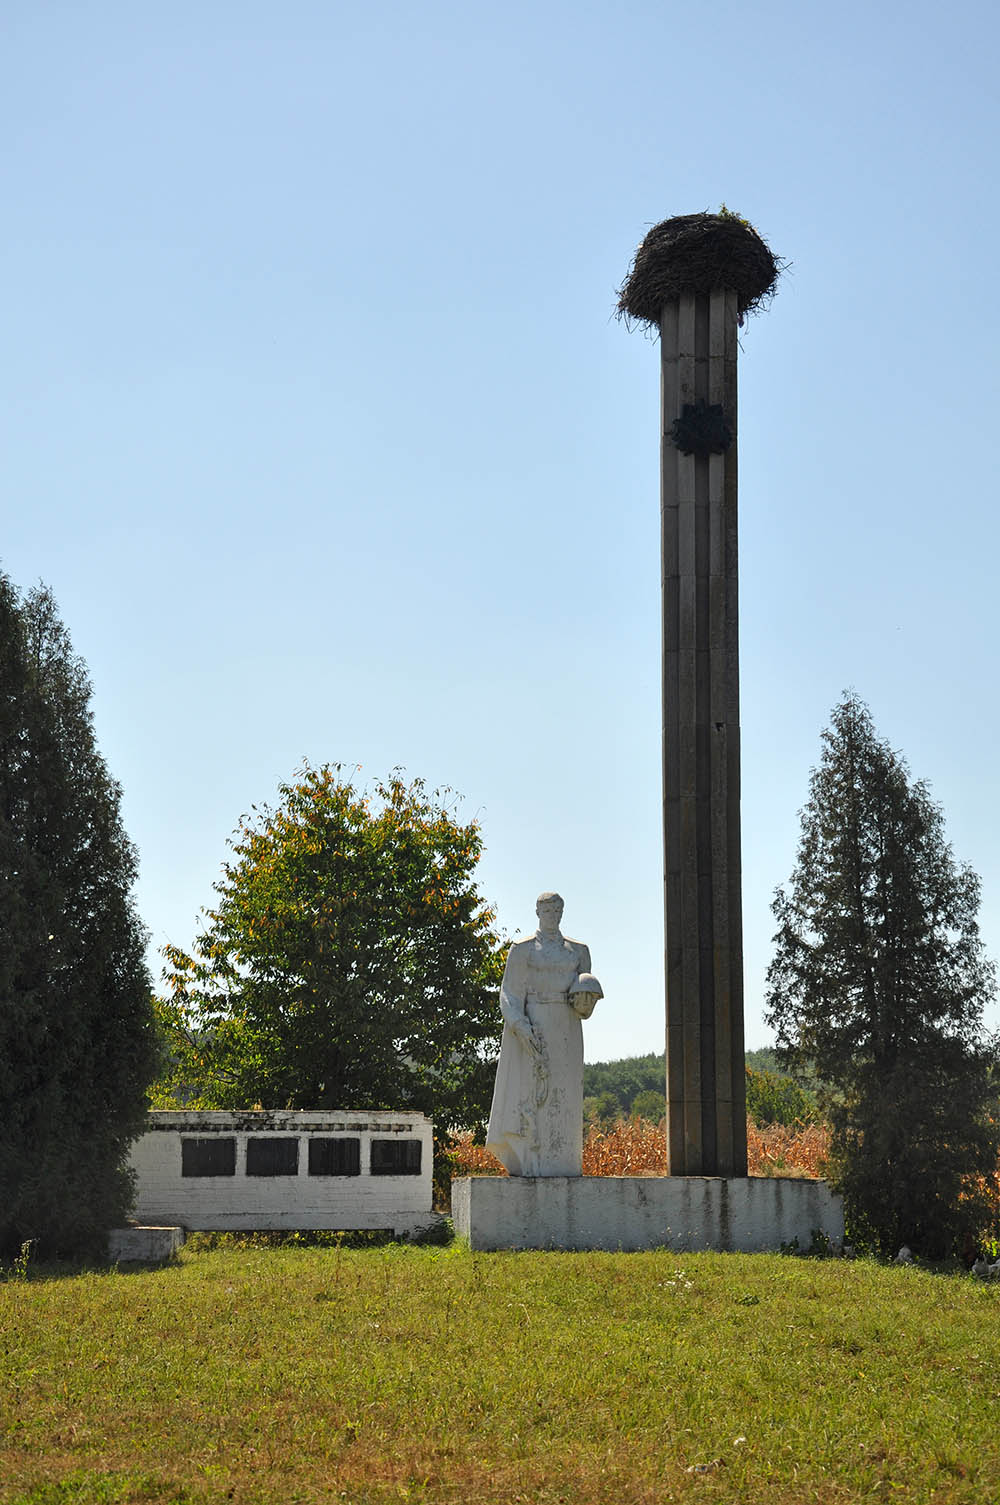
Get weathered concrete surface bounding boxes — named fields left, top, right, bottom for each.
left=452, top=1175, right=843, bottom=1253
left=107, top=1225, right=185, bottom=1263
left=660, top=289, right=747, bottom=1176
left=487, top=893, right=601, bottom=1177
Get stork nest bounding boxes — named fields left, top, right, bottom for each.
left=617, top=211, right=781, bottom=329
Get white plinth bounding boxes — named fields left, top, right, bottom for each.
left=128, top=1110, right=434, bottom=1234
left=452, top=1175, right=843, bottom=1253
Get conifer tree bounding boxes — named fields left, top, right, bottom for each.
left=766, top=694, right=999, bottom=1256
left=0, top=576, right=157, bottom=1259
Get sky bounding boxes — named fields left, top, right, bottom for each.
left=3, top=0, right=1000, bottom=1064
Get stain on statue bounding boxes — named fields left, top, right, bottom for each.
left=486, top=893, right=603, bottom=1177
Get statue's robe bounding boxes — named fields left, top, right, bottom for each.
left=485, top=930, right=591, bottom=1177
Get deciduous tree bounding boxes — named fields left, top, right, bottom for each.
left=744, top=1067, right=817, bottom=1128
left=582, top=1053, right=665, bottom=1116
left=158, top=765, right=504, bottom=1131
left=766, top=694, right=999, bottom=1256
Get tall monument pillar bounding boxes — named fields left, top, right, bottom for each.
left=618, top=213, right=779, bottom=1176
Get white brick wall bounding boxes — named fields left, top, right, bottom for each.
left=129, top=1110, right=435, bottom=1235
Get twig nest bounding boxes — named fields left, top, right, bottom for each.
left=618, top=211, right=780, bottom=328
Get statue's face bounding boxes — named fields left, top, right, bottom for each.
left=537, top=899, right=563, bottom=930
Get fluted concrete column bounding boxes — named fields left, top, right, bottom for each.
left=660, top=289, right=745, bottom=1175
left=618, top=211, right=778, bottom=1178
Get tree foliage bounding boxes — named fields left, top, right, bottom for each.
left=766, top=694, right=1000, bottom=1256
left=582, top=1052, right=665, bottom=1117
left=157, top=765, right=504, bottom=1131
left=744, top=1067, right=818, bottom=1128
left=580, top=1050, right=816, bottom=1127
left=581, top=1090, right=622, bottom=1126
left=629, top=1089, right=667, bottom=1122
left=0, top=577, right=158, bottom=1259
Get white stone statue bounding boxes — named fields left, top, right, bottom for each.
left=485, top=892, right=603, bottom=1177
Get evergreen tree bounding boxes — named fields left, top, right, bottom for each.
left=766, top=693, right=999, bottom=1256
left=157, top=764, right=504, bottom=1131
left=0, top=577, right=158, bottom=1260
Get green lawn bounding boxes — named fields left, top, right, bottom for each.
left=2, top=1242, right=999, bottom=1504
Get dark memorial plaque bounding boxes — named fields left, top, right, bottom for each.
left=245, top=1137, right=299, bottom=1176
left=370, top=1138, right=422, bottom=1176
left=181, top=1137, right=237, bottom=1177
left=308, top=1137, right=361, bottom=1177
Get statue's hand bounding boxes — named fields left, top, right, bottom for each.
left=513, top=1021, right=541, bottom=1056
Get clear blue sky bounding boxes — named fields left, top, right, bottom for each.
left=4, top=1, right=999, bottom=1062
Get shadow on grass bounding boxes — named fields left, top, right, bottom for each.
left=0, top=1255, right=189, bottom=1284
left=7, top=1466, right=196, bottom=1503
left=1, top=1222, right=456, bottom=1283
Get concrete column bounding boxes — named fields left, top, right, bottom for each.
left=619, top=211, right=777, bottom=1178
left=660, top=289, right=746, bottom=1176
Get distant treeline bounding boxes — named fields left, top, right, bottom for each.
left=583, top=1049, right=820, bottom=1128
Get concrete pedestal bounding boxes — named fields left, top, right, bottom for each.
left=452, top=1175, right=843, bottom=1253
left=108, top=1225, right=185, bottom=1263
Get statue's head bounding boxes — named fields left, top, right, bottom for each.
left=536, top=892, right=564, bottom=929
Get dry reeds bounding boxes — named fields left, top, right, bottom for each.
left=583, top=1116, right=668, bottom=1176
left=747, top=1120, right=831, bottom=1178
left=449, top=1116, right=830, bottom=1180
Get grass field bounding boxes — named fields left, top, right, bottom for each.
left=3, top=1242, right=1000, bottom=1505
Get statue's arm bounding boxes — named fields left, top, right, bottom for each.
left=577, top=943, right=592, bottom=976
left=499, top=944, right=536, bottom=1047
